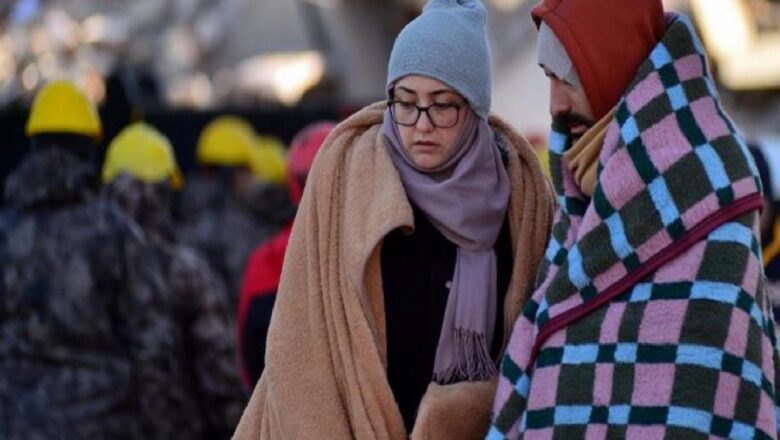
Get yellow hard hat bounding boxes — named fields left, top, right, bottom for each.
left=252, top=136, right=288, bottom=184
left=196, top=116, right=256, bottom=167
left=102, top=122, right=184, bottom=190
left=26, top=80, right=102, bottom=139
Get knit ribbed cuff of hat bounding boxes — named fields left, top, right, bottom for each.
left=537, top=22, right=581, bottom=88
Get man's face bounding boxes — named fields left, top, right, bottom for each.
left=543, top=65, right=596, bottom=140
left=232, top=167, right=254, bottom=196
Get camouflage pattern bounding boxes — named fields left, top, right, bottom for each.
left=177, top=173, right=225, bottom=223
left=0, top=146, right=181, bottom=439
left=105, top=174, right=247, bottom=439
left=177, top=175, right=293, bottom=313
left=243, top=181, right=296, bottom=227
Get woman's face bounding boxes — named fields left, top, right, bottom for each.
left=391, top=76, right=468, bottom=170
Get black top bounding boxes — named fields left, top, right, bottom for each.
left=381, top=204, right=514, bottom=432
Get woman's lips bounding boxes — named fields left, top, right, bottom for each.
left=414, top=141, right=439, bottom=152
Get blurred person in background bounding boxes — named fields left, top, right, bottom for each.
left=233, top=0, right=554, bottom=438
left=178, top=116, right=291, bottom=315
left=0, top=80, right=179, bottom=439
left=523, top=131, right=552, bottom=181
left=747, top=143, right=780, bottom=322
left=490, top=1, right=780, bottom=438
left=237, top=121, right=335, bottom=390
left=244, top=134, right=296, bottom=237
left=102, top=122, right=246, bottom=440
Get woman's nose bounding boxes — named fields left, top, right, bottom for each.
left=415, top=109, right=435, bottom=131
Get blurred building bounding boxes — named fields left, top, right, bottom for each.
left=0, top=0, right=778, bottom=185
left=661, top=0, right=780, bottom=135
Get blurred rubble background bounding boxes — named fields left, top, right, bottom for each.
left=0, top=0, right=778, bottom=196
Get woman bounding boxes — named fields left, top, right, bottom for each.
left=233, top=1, right=553, bottom=438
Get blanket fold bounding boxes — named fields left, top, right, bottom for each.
left=233, top=101, right=553, bottom=439
left=490, top=15, right=780, bottom=440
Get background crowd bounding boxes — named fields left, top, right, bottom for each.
left=1, top=0, right=780, bottom=439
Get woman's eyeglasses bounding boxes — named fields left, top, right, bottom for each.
left=388, top=100, right=465, bottom=128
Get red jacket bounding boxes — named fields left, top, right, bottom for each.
left=237, top=222, right=293, bottom=388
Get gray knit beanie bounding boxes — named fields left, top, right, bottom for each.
left=537, top=22, right=581, bottom=88
left=387, top=0, right=492, bottom=120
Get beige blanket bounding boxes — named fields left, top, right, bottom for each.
left=233, top=102, right=553, bottom=439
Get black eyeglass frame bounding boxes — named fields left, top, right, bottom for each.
left=387, top=99, right=467, bottom=129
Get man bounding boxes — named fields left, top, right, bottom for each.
left=102, top=122, right=246, bottom=439
left=178, top=116, right=292, bottom=314
left=237, top=121, right=334, bottom=389
left=0, top=80, right=179, bottom=439
left=489, top=1, right=780, bottom=438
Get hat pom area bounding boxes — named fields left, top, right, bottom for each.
left=387, top=0, right=492, bottom=119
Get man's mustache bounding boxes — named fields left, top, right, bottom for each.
left=552, top=112, right=595, bottom=134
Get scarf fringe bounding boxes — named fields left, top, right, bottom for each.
left=433, top=328, right=498, bottom=384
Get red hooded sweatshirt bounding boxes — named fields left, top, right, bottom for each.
left=532, top=0, right=666, bottom=120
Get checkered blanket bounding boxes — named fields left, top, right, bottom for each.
left=489, top=15, right=780, bottom=440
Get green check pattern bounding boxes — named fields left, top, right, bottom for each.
left=489, top=15, right=780, bottom=440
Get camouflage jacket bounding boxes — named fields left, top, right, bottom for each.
left=0, top=147, right=181, bottom=439
left=177, top=177, right=292, bottom=313
left=105, top=175, right=246, bottom=439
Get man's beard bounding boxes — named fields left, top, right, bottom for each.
left=553, top=112, right=596, bottom=141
